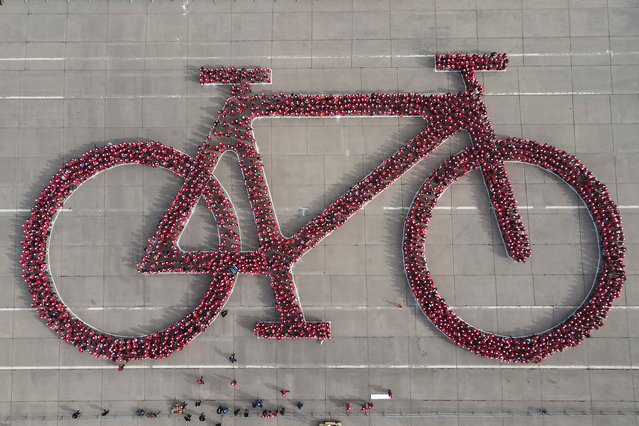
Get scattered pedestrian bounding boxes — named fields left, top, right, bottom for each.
left=199, top=413, right=206, bottom=421
left=184, top=413, right=192, bottom=421
left=346, top=402, right=352, bottom=412
left=279, top=406, right=286, bottom=415
left=388, top=389, right=393, bottom=399
left=360, top=402, right=373, bottom=412
left=196, top=376, right=205, bottom=385
left=72, top=410, right=81, bottom=419
left=244, top=408, right=249, bottom=417
left=136, top=409, right=146, bottom=417
left=195, top=399, right=202, bottom=407
left=280, top=389, right=289, bottom=397
left=229, top=353, right=237, bottom=363
left=101, top=408, right=110, bottom=416
left=393, top=303, right=404, bottom=308
left=217, top=406, right=223, bottom=414
left=221, top=310, right=228, bottom=317
left=296, top=401, right=303, bottom=409
left=234, top=408, right=241, bottom=416
left=117, top=364, right=125, bottom=371
left=231, top=379, right=237, bottom=386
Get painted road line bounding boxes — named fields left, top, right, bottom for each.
left=0, top=364, right=637, bottom=371
left=2, top=305, right=639, bottom=312
left=0, top=208, right=71, bottom=213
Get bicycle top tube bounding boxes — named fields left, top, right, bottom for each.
left=186, top=54, right=510, bottom=268
left=198, top=53, right=509, bottom=149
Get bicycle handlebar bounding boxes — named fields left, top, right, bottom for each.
left=436, top=53, right=508, bottom=71
left=199, top=66, right=271, bottom=85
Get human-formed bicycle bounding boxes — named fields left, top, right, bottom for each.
left=20, top=53, right=626, bottom=363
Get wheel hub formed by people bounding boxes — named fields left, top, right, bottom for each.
left=20, top=53, right=626, bottom=364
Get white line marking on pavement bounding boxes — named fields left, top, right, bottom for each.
left=4, top=91, right=632, bottom=100
left=3, top=50, right=639, bottom=62
left=5, top=204, right=629, bottom=215
left=0, top=364, right=636, bottom=371
left=384, top=205, right=639, bottom=210
left=2, top=305, right=638, bottom=312
left=0, top=208, right=71, bottom=213
left=546, top=205, right=585, bottom=209
left=0, top=95, right=227, bottom=100
left=0, top=96, right=64, bottom=100
left=385, top=205, right=638, bottom=211
left=485, top=91, right=612, bottom=96
left=0, top=57, right=66, bottom=61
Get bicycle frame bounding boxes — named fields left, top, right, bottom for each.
left=21, top=52, right=625, bottom=362
left=138, top=53, right=530, bottom=339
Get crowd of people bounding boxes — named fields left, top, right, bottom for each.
left=20, top=53, right=624, bottom=364
left=404, top=136, right=625, bottom=362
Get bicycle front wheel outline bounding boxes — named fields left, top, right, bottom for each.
left=20, top=141, right=239, bottom=363
left=403, top=138, right=625, bottom=363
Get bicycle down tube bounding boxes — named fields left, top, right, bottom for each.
left=137, top=53, right=530, bottom=339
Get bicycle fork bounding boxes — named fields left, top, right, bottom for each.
left=440, top=55, right=532, bottom=263
left=480, top=159, right=532, bottom=262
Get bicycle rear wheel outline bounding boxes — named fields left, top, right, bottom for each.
left=403, top=138, right=625, bottom=363
left=20, top=141, right=240, bottom=362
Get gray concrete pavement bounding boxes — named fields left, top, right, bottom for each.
left=1, top=0, right=638, bottom=425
